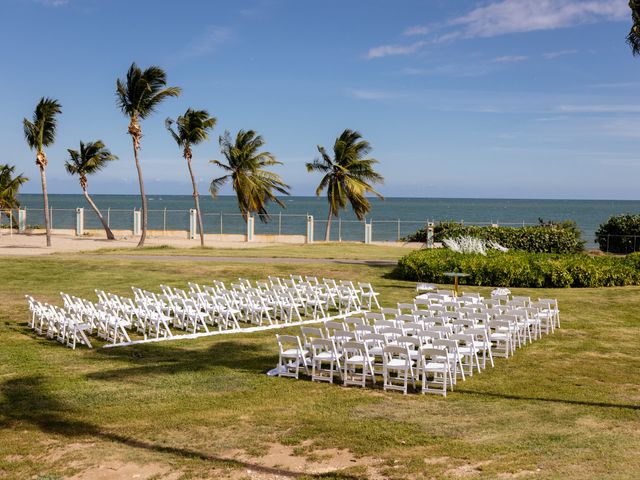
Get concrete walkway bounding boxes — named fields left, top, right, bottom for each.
left=83, top=254, right=397, bottom=266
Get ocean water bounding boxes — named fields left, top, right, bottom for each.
left=13, top=194, right=640, bottom=246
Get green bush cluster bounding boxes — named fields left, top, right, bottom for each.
left=404, top=221, right=584, bottom=254
left=393, top=249, right=640, bottom=288
left=595, top=214, right=640, bottom=254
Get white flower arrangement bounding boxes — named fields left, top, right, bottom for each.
left=443, top=236, right=508, bottom=255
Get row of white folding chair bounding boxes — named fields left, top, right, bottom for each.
left=491, top=295, right=560, bottom=329
left=104, top=289, right=168, bottom=335
left=411, top=301, right=551, bottom=345
left=146, top=285, right=236, bottom=333
left=190, top=281, right=318, bottom=324
left=26, top=295, right=93, bottom=349
left=300, top=323, right=485, bottom=381
left=276, top=334, right=453, bottom=396
left=269, top=275, right=367, bottom=311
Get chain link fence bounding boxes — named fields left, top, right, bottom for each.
left=8, top=207, right=638, bottom=249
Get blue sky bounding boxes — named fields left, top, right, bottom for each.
left=2, top=0, right=639, bottom=199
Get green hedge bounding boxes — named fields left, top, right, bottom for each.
left=393, top=249, right=640, bottom=288
left=404, top=221, right=584, bottom=254
left=595, top=214, right=640, bottom=254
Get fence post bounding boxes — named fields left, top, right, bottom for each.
left=364, top=222, right=372, bottom=244
left=278, top=212, right=282, bottom=236
left=133, top=210, right=141, bottom=236
left=75, top=208, right=84, bottom=236
left=18, top=208, right=26, bottom=233
left=163, top=208, right=167, bottom=233
left=246, top=215, right=254, bottom=242
left=188, top=209, right=197, bottom=239
left=306, top=215, right=314, bottom=244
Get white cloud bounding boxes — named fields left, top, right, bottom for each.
left=366, top=1, right=625, bottom=60
left=587, top=81, right=640, bottom=88
left=493, top=55, right=528, bottom=62
left=600, top=117, right=640, bottom=138
left=365, top=41, right=428, bottom=59
left=404, top=25, right=429, bottom=36
left=401, top=63, right=495, bottom=77
left=346, top=89, right=406, bottom=100
left=543, top=49, right=578, bottom=59
left=177, top=26, right=231, bottom=61
left=557, top=104, right=640, bottom=113
left=449, top=0, right=627, bottom=39
left=34, top=0, right=69, bottom=6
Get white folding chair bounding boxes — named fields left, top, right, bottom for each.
left=342, top=341, right=375, bottom=388
left=276, top=334, right=309, bottom=379
left=382, top=345, right=415, bottom=394
left=418, top=347, right=450, bottom=396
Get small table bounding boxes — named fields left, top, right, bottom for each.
left=443, top=272, right=469, bottom=297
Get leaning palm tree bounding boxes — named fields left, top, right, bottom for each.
left=210, top=130, right=290, bottom=222
left=116, top=62, right=181, bottom=247
left=23, top=97, right=62, bottom=247
left=65, top=141, right=118, bottom=240
left=306, top=129, right=384, bottom=241
left=0, top=164, right=28, bottom=227
left=166, top=108, right=217, bottom=246
left=628, top=0, right=640, bottom=55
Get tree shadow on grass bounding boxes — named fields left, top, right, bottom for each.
left=87, top=339, right=278, bottom=381
left=455, top=388, right=640, bottom=411
left=0, top=376, right=364, bottom=480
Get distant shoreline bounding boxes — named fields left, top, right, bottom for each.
left=16, top=193, right=640, bottom=202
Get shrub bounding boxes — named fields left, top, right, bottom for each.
left=404, top=220, right=584, bottom=254
left=595, top=214, right=640, bottom=254
left=393, top=249, right=640, bottom=288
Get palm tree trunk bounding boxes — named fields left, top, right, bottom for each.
left=38, top=165, right=52, bottom=247
left=186, top=156, right=205, bottom=247
left=82, top=188, right=115, bottom=240
left=131, top=136, right=147, bottom=247
left=324, top=209, right=332, bottom=242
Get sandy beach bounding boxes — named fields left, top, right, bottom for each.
left=0, top=232, right=294, bottom=256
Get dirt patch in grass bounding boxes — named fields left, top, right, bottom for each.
left=228, top=441, right=379, bottom=476
left=446, top=460, right=492, bottom=477
left=67, top=460, right=182, bottom=480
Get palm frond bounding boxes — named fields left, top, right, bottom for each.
left=628, top=0, right=640, bottom=56
left=23, top=97, right=62, bottom=150
left=211, top=129, right=289, bottom=220
left=116, top=62, right=181, bottom=120
left=307, top=129, right=384, bottom=219
left=0, top=164, right=29, bottom=210
left=209, top=175, right=230, bottom=197
left=64, top=140, right=118, bottom=179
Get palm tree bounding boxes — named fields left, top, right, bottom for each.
left=628, top=0, right=640, bottom=55
left=0, top=164, right=28, bottom=228
left=65, top=141, right=118, bottom=240
left=166, top=108, right=217, bottom=247
left=23, top=97, right=62, bottom=247
left=210, top=130, right=290, bottom=222
left=306, top=129, right=384, bottom=241
left=116, top=62, right=181, bottom=247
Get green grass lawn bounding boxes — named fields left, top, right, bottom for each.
left=86, top=242, right=421, bottom=261
left=0, top=254, right=638, bottom=479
